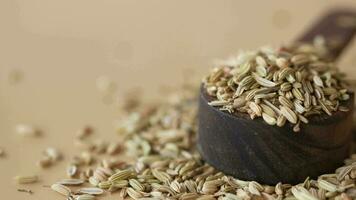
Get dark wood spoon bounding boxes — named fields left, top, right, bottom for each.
left=197, top=9, right=356, bottom=185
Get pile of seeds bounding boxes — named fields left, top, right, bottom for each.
left=203, top=41, right=351, bottom=131
left=32, top=87, right=356, bottom=200
left=9, top=75, right=355, bottom=199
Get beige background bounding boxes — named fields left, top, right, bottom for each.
left=2, top=0, right=356, bottom=199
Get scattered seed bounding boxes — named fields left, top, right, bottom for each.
left=67, top=165, right=78, bottom=177
left=75, top=194, right=96, bottom=200
left=51, top=183, right=71, bottom=196
left=78, top=188, right=104, bottom=195
left=106, top=142, right=121, bottom=155
left=43, top=72, right=356, bottom=200
left=57, top=179, right=85, bottom=186
left=0, top=148, right=5, bottom=157
left=15, top=124, right=40, bottom=137
left=76, top=126, right=93, bottom=140
left=17, top=188, right=33, bottom=194
left=96, top=76, right=116, bottom=93
left=14, top=175, right=38, bottom=184
left=37, top=156, right=52, bottom=168
left=45, top=147, right=62, bottom=161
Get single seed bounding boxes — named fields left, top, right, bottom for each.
left=279, top=96, right=293, bottom=108
left=106, top=142, right=121, bottom=155
left=88, top=177, right=100, bottom=187
left=313, top=75, right=324, bottom=87
left=280, top=106, right=297, bottom=124
left=255, top=56, right=267, bottom=66
left=262, top=113, right=277, bottom=125
left=76, top=126, right=93, bottom=140
left=276, top=57, right=289, bottom=68
left=44, top=147, right=62, bottom=161
left=256, top=65, right=267, bottom=77
left=129, top=179, right=145, bottom=191
left=253, top=73, right=277, bottom=87
left=0, top=148, right=5, bottom=157
left=67, top=165, right=78, bottom=177
left=17, top=188, right=33, bottom=194
left=98, top=181, right=112, bottom=189
left=37, top=156, right=52, bottom=168
left=248, top=102, right=262, bottom=116
left=291, top=54, right=309, bottom=66
left=75, top=194, right=96, bottom=200
left=78, top=188, right=104, bottom=195
left=208, top=100, right=229, bottom=107
left=233, top=97, right=246, bottom=108
left=57, top=179, right=85, bottom=186
left=15, top=124, right=40, bottom=137
left=291, top=185, right=318, bottom=200
left=14, top=175, right=38, bottom=184
left=318, top=179, right=337, bottom=192
left=51, top=183, right=71, bottom=196
left=109, top=169, right=134, bottom=182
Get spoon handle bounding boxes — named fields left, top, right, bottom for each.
left=296, top=9, right=356, bottom=60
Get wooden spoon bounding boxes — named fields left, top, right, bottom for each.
left=197, top=9, right=356, bottom=185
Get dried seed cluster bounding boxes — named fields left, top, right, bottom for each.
left=203, top=42, right=350, bottom=131
left=6, top=79, right=343, bottom=200
left=45, top=87, right=356, bottom=200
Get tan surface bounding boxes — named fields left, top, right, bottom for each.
left=1, top=0, right=356, bottom=199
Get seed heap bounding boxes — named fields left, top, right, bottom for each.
left=11, top=79, right=354, bottom=198
left=203, top=42, right=350, bottom=131
left=42, top=87, right=356, bottom=200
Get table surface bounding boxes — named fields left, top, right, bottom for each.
left=2, top=1, right=356, bottom=199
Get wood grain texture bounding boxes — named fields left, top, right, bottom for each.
left=198, top=9, right=356, bottom=184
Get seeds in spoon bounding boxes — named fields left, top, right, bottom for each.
left=291, top=185, right=318, bottom=200
left=248, top=102, right=262, bottom=116
left=262, top=113, right=277, bottom=125
left=203, top=43, right=350, bottom=131
left=253, top=73, right=277, bottom=87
